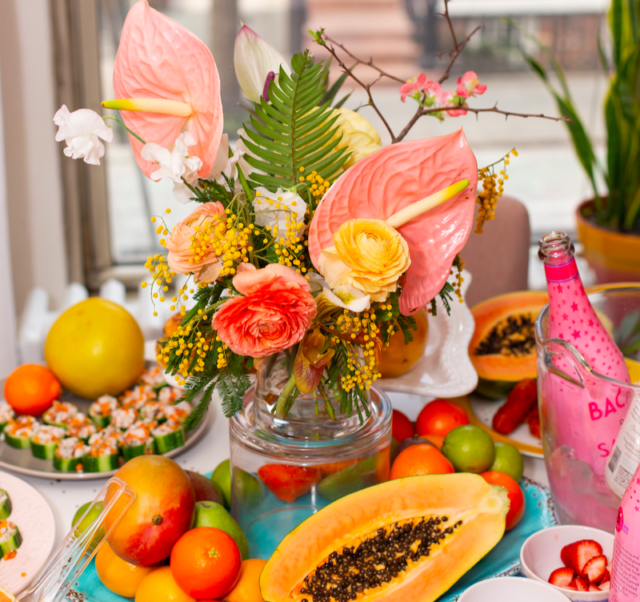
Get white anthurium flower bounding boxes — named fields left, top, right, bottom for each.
left=252, top=187, right=307, bottom=237
left=234, top=25, right=291, bottom=103
left=53, top=104, right=113, bottom=165
left=141, top=132, right=202, bottom=204
left=322, top=286, right=371, bottom=313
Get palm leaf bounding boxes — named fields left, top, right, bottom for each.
left=241, top=51, right=350, bottom=191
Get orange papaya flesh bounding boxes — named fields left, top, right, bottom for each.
left=469, top=291, right=548, bottom=393
left=260, top=473, right=508, bottom=602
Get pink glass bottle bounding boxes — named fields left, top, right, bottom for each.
left=610, top=463, right=640, bottom=602
left=539, top=232, right=631, bottom=527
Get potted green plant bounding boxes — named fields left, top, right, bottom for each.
left=519, top=0, right=640, bottom=283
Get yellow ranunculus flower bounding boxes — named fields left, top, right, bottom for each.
left=332, top=108, right=382, bottom=168
left=319, top=219, right=410, bottom=302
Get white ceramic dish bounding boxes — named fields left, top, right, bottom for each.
left=520, top=525, right=614, bottom=601
left=377, top=271, right=478, bottom=399
left=458, top=576, right=570, bottom=601
left=0, top=470, right=56, bottom=596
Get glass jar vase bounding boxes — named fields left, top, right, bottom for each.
left=229, top=352, right=392, bottom=559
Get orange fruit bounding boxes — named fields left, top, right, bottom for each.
left=390, top=444, right=455, bottom=479
left=170, top=527, right=242, bottom=599
left=379, top=308, right=429, bottom=378
left=135, top=566, right=195, bottom=602
left=4, top=364, right=61, bottom=416
left=0, top=586, right=16, bottom=602
left=416, top=399, right=469, bottom=438
left=224, top=558, right=267, bottom=602
left=422, top=434, right=444, bottom=449
left=481, top=470, right=525, bottom=531
left=95, top=542, right=157, bottom=598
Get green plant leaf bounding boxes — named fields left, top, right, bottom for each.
left=241, top=50, right=349, bottom=191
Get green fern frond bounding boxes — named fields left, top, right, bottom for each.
left=241, top=51, right=350, bottom=191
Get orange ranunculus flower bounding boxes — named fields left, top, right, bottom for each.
left=166, top=202, right=226, bottom=283
left=212, top=264, right=317, bottom=358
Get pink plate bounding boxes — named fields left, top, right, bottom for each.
left=308, top=129, right=478, bottom=315
left=0, top=470, right=55, bottom=595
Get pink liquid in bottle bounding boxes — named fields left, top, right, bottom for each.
left=610, top=463, right=640, bottom=602
left=539, top=232, right=630, bottom=528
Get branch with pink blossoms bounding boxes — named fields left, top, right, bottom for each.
left=311, top=2, right=568, bottom=144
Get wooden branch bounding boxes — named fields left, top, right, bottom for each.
left=442, top=0, right=459, bottom=52
left=438, top=25, right=483, bottom=84
left=316, top=35, right=397, bottom=142
left=323, top=34, right=405, bottom=84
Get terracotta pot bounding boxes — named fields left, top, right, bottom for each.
left=576, top=199, right=640, bottom=284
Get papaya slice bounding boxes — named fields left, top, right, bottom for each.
left=468, top=291, right=548, bottom=398
left=260, top=473, right=508, bottom=602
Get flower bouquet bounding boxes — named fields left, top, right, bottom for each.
left=54, top=0, right=562, bottom=428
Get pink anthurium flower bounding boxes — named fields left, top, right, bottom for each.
left=103, top=0, right=223, bottom=179
left=308, top=130, right=478, bottom=315
left=456, top=71, right=487, bottom=98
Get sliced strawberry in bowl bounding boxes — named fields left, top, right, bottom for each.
left=582, top=554, right=607, bottom=583
left=600, top=580, right=610, bottom=591
left=600, top=568, right=610, bottom=584
left=589, top=584, right=601, bottom=592
left=549, top=567, right=575, bottom=588
left=568, top=577, right=590, bottom=591
left=561, top=539, right=603, bottom=573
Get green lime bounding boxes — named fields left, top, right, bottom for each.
left=490, top=442, right=524, bottom=482
left=194, top=500, right=249, bottom=559
left=211, top=459, right=232, bottom=508
left=72, top=501, right=104, bottom=546
left=442, top=425, right=495, bottom=473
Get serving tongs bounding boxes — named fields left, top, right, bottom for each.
left=16, top=478, right=136, bottom=602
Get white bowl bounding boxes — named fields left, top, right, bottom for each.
left=459, top=576, right=570, bottom=601
left=520, top=525, right=614, bottom=601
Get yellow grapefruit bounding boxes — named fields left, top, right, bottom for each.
left=95, top=542, right=157, bottom=598
left=44, top=298, right=144, bottom=398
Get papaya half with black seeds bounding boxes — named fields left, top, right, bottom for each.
left=260, top=473, right=508, bottom=602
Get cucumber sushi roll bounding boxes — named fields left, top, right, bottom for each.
left=152, top=421, right=185, bottom=454
left=54, top=437, right=89, bottom=472
left=161, top=401, right=192, bottom=426
left=138, top=366, right=166, bottom=389
left=43, top=401, right=78, bottom=428
left=66, top=414, right=96, bottom=442
left=120, top=385, right=155, bottom=411
left=89, top=395, right=118, bottom=428
left=121, top=422, right=155, bottom=461
left=30, top=425, right=66, bottom=460
left=90, top=426, right=124, bottom=447
left=0, top=520, right=22, bottom=558
left=111, top=407, right=137, bottom=430
left=0, top=401, right=15, bottom=433
left=83, top=437, right=120, bottom=473
left=157, top=386, right=182, bottom=405
left=4, top=416, right=37, bottom=449
left=139, top=401, right=164, bottom=423
left=0, top=491, right=11, bottom=520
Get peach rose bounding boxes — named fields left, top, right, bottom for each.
left=212, top=264, right=317, bottom=358
left=166, top=202, right=226, bottom=283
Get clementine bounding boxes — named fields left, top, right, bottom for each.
left=416, top=399, right=469, bottom=438
left=481, top=470, right=525, bottom=531
left=170, top=527, right=242, bottom=599
left=4, top=364, right=61, bottom=416
left=95, top=542, right=157, bottom=598
left=135, top=566, right=194, bottom=602
left=390, top=444, right=455, bottom=479
left=224, top=558, right=267, bottom=602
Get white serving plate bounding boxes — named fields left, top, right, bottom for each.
left=0, top=470, right=56, bottom=595
left=377, top=271, right=478, bottom=399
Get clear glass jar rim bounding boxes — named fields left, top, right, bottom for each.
left=535, top=284, right=640, bottom=391
left=229, top=385, right=392, bottom=458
